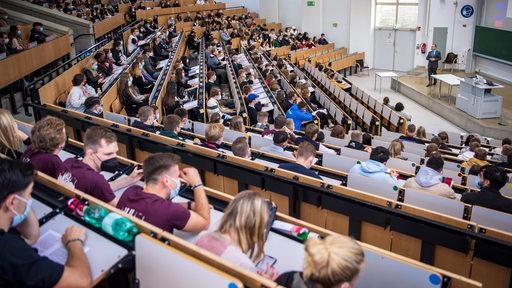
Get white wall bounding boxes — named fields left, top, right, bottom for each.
left=278, top=0, right=302, bottom=29
left=301, top=0, right=323, bottom=37
left=349, top=0, right=374, bottom=67
left=415, top=0, right=477, bottom=68
left=258, top=0, right=278, bottom=23
left=224, top=0, right=259, bottom=14
left=322, top=0, right=351, bottom=48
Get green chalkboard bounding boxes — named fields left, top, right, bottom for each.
left=473, top=26, right=512, bottom=63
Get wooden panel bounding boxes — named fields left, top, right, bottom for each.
left=324, top=210, right=349, bottom=235
left=470, top=258, right=511, bottom=288
left=299, top=202, right=325, bottom=228
left=117, top=142, right=128, bottom=159
left=204, top=171, right=224, bottom=192
left=269, top=191, right=289, bottom=215
left=360, top=222, right=392, bottom=250
left=434, top=245, right=472, bottom=278
left=94, top=14, right=124, bottom=38
left=134, top=148, right=152, bottom=163
left=391, top=232, right=422, bottom=261
left=0, top=35, right=71, bottom=89
left=222, top=177, right=238, bottom=196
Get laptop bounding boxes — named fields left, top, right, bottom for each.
left=28, top=42, right=38, bottom=49
left=0, top=52, right=6, bottom=60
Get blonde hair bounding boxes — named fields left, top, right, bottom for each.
left=205, top=123, right=225, bottom=143
left=31, top=116, right=66, bottom=153
left=304, top=235, right=364, bottom=287
left=416, top=126, right=427, bottom=139
left=0, top=109, right=20, bottom=155
left=229, top=116, right=245, bottom=133
left=217, top=190, right=269, bottom=262
left=388, top=139, right=404, bottom=159
left=84, top=58, right=98, bottom=77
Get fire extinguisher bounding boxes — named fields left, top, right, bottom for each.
left=421, top=43, right=427, bottom=54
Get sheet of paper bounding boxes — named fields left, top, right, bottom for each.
left=33, top=230, right=89, bottom=265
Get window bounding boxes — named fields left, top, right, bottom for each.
left=375, top=0, right=418, bottom=29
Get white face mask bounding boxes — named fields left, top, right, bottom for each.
left=3, top=38, right=9, bottom=44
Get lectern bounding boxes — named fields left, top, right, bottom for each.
left=456, top=77, right=503, bottom=119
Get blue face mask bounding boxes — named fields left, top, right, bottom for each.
left=11, top=195, right=33, bottom=227
left=474, top=177, right=482, bottom=189
left=92, top=64, right=98, bottom=71
left=135, top=31, right=140, bottom=37
left=17, top=30, right=21, bottom=37
left=39, top=27, right=44, bottom=32
left=167, top=176, right=181, bottom=200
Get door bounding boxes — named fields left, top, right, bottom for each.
left=432, top=27, right=448, bottom=62
left=374, top=29, right=415, bottom=72
left=394, top=30, right=415, bottom=72
left=374, top=29, right=395, bottom=70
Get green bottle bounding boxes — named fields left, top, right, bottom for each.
left=101, top=212, right=139, bottom=242
left=83, top=205, right=109, bottom=227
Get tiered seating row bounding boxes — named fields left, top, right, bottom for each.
left=28, top=103, right=512, bottom=288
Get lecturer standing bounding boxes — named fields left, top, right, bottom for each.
left=426, top=44, right=442, bottom=87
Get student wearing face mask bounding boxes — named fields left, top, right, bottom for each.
left=0, top=32, right=9, bottom=55
left=83, top=97, right=104, bottom=118
left=116, top=153, right=210, bottom=234
left=82, top=58, right=105, bottom=93
left=7, top=25, right=24, bottom=54
left=57, top=126, right=143, bottom=206
left=0, top=158, right=93, bottom=288
left=142, top=46, right=160, bottom=79
left=66, top=74, right=90, bottom=112
left=461, top=165, right=512, bottom=214
left=111, top=40, right=127, bottom=66
left=29, top=22, right=48, bottom=44
left=131, top=106, right=162, bottom=134
left=127, top=27, right=140, bottom=54
left=207, top=87, right=234, bottom=121
left=118, top=72, right=149, bottom=117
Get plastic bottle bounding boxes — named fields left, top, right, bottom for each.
left=83, top=205, right=109, bottom=227
left=273, top=220, right=313, bottom=241
left=101, top=212, right=139, bottom=242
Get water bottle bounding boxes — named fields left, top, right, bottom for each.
left=101, top=212, right=139, bottom=242
left=83, top=205, right=109, bottom=227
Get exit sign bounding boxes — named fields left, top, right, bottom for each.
left=307, top=1, right=315, bottom=6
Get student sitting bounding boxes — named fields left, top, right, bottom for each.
left=200, top=123, right=225, bottom=151
left=253, top=111, right=270, bottom=130
left=131, top=106, right=161, bottom=134
left=286, top=101, right=313, bottom=131
left=29, top=22, right=48, bottom=44
left=316, top=132, right=336, bottom=155
left=404, top=154, right=456, bottom=199
left=278, top=142, right=322, bottom=180
left=461, top=165, right=512, bottom=214
left=276, top=235, right=364, bottom=288
left=260, top=131, right=295, bottom=160
left=0, top=109, right=30, bottom=159
left=117, top=153, right=210, bottom=233
left=161, top=115, right=185, bottom=141
left=118, top=72, right=149, bottom=117
left=346, top=130, right=371, bottom=152
left=349, top=146, right=399, bottom=185
left=57, top=126, right=143, bottom=206
left=195, top=190, right=278, bottom=280
left=83, top=97, right=104, bottom=118
left=461, top=148, right=490, bottom=168
left=66, top=74, right=89, bottom=112
left=294, top=124, right=320, bottom=151
left=21, top=116, right=66, bottom=178
left=232, top=137, right=251, bottom=159
left=0, top=158, right=92, bottom=288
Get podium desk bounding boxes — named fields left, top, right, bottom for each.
left=35, top=214, right=129, bottom=286
left=456, top=78, right=504, bottom=119
left=430, top=74, right=462, bottom=104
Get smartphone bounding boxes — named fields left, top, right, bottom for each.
left=442, top=177, right=453, bottom=188
left=256, top=254, right=277, bottom=270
